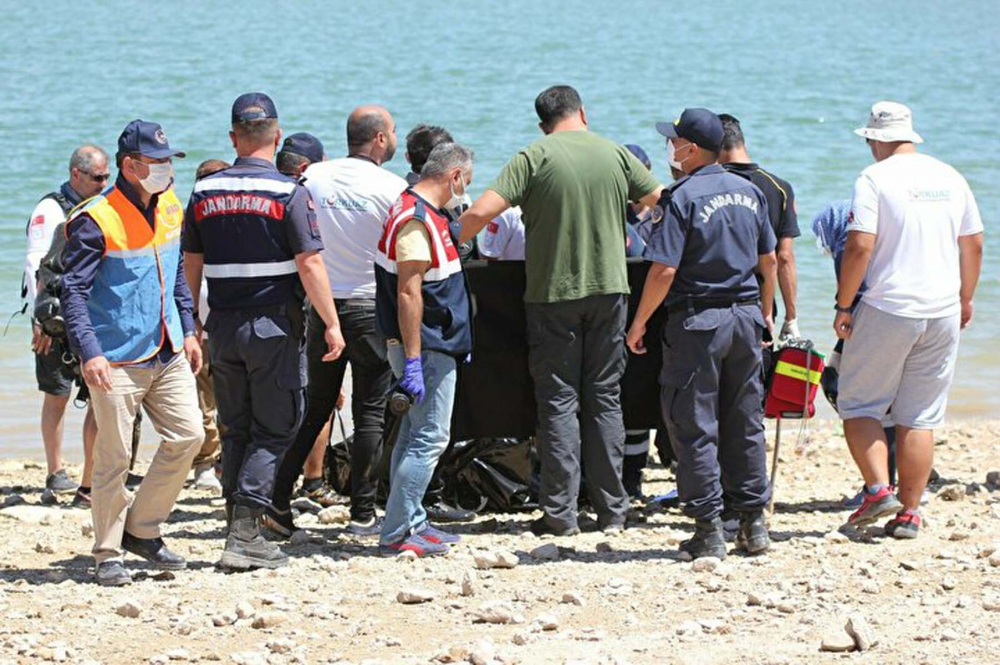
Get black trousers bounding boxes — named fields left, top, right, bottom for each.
left=209, top=307, right=306, bottom=509
left=526, top=293, right=629, bottom=529
left=660, top=303, right=770, bottom=520
left=272, top=300, right=391, bottom=520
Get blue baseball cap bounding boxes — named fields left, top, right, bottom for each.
left=232, top=92, right=278, bottom=123
left=280, top=132, right=325, bottom=163
left=656, top=108, right=724, bottom=152
left=625, top=144, right=651, bottom=169
left=117, top=120, right=186, bottom=159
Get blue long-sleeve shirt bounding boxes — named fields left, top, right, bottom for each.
left=62, top=175, right=196, bottom=365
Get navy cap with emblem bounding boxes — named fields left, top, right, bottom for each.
left=280, top=132, right=325, bottom=163
left=232, top=92, right=278, bottom=122
left=625, top=144, right=652, bottom=169
left=656, top=108, right=724, bottom=152
left=117, top=119, right=186, bottom=159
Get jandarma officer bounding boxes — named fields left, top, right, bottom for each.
left=625, top=108, right=779, bottom=560
left=183, top=92, right=345, bottom=570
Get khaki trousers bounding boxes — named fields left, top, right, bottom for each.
left=89, top=353, right=204, bottom=564
left=192, top=357, right=222, bottom=468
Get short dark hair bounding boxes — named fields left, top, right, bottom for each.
left=534, top=85, right=582, bottom=130
left=718, top=113, right=745, bottom=151
left=405, top=124, right=454, bottom=174
left=347, top=110, right=389, bottom=150
left=232, top=118, right=279, bottom=145
left=276, top=150, right=310, bottom=177
left=195, top=159, right=231, bottom=181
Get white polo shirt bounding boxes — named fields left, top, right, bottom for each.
left=24, top=196, right=70, bottom=307
left=302, top=157, right=408, bottom=299
left=478, top=206, right=525, bottom=261
left=849, top=152, right=983, bottom=319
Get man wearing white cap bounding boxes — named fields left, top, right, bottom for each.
left=834, top=101, right=984, bottom=539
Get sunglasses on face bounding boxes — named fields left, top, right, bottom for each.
left=85, top=171, right=110, bottom=182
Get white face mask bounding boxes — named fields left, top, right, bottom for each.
left=446, top=174, right=470, bottom=211
left=138, top=161, right=173, bottom=194
left=665, top=140, right=684, bottom=171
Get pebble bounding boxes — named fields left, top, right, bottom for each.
left=986, top=470, right=1000, bottom=489
left=989, top=553, right=1000, bottom=568
left=473, top=549, right=520, bottom=570
left=230, top=651, right=267, bottom=665
left=940, top=576, right=956, bottom=591
left=468, top=639, right=496, bottom=665
left=289, top=530, right=310, bottom=546
left=460, top=570, right=476, bottom=597
left=532, top=613, right=559, bottom=631
left=397, top=588, right=434, bottom=604
left=250, top=612, right=287, bottom=629
left=859, top=580, right=880, bottom=595
left=691, top=557, right=721, bottom=573
left=81, top=523, right=94, bottom=538
left=166, top=649, right=189, bottom=661
left=940, top=629, right=960, bottom=642
left=675, top=620, right=702, bottom=636
left=115, top=601, right=142, bottom=618
left=149, top=655, right=169, bottom=665
left=846, top=613, right=877, bottom=651
left=265, top=639, right=295, bottom=654
left=471, top=601, right=523, bottom=624
left=938, top=486, right=964, bottom=501
left=820, top=628, right=856, bottom=653
left=235, top=602, right=255, bottom=620
left=317, top=506, right=350, bottom=524
left=530, top=543, right=560, bottom=561
left=212, top=612, right=237, bottom=627
left=824, top=530, right=849, bottom=544
left=0, top=505, right=64, bottom=524
left=595, top=541, right=614, bottom=553
left=33, top=541, right=55, bottom=554
left=561, top=591, right=585, bottom=606
left=433, top=645, right=469, bottom=663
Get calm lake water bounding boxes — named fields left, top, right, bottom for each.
left=0, top=1, right=995, bottom=459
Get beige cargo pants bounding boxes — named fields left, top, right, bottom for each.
left=89, top=353, right=204, bottom=564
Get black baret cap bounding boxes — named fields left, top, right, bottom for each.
left=117, top=120, right=185, bottom=159
left=232, top=92, right=278, bottom=123
left=656, top=108, right=724, bottom=152
left=280, top=132, right=324, bottom=164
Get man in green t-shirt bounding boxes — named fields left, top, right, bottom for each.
left=458, top=85, right=663, bottom=536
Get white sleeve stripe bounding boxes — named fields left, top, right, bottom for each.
left=193, top=177, right=296, bottom=195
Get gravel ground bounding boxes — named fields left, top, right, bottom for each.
left=1, top=419, right=999, bottom=665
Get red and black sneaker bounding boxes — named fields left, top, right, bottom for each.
left=884, top=510, right=921, bottom=539
left=847, top=485, right=903, bottom=527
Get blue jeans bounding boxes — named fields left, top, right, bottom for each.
left=380, top=344, right=457, bottom=545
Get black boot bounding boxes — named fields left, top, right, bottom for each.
left=679, top=516, right=728, bottom=560
left=736, top=511, right=771, bottom=555
left=219, top=505, right=288, bottom=570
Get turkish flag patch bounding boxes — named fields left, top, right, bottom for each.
left=487, top=222, right=499, bottom=234
left=30, top=214, right=45, bottom=227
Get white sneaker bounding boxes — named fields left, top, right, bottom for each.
left=193, top=464, right=222, bottom=492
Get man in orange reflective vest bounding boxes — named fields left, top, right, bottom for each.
left=62, top=120, right=205, bottom=586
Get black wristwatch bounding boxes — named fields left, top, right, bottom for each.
left=834, top=303, right=852, bottom=314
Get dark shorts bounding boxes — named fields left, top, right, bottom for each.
left=35, top=340, right=78, bottom=397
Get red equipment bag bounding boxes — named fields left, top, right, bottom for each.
left=765, top=343, right=825, bottom=419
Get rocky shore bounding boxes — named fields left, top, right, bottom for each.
left=2, top=419, right=999, bottom=665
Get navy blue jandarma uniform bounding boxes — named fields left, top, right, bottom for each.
left=182, top=155, right=322, bottom=510
left=644, top=163, right=777, bottom=520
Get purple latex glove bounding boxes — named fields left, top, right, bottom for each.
left=401, top=356, right=425, bottom=405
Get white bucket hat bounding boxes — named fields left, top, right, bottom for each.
left=854, top=101, right=923, bottom=144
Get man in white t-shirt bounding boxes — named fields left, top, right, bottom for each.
left=266, top=106, right=407, bottom=538
left=478, top=206, right=525, bottom=260
left=24, top=145, right=108, bottom=503
left=834, top=101, right=984, bottom=539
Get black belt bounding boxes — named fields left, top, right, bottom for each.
left=666, top=297, right=760, bottom=314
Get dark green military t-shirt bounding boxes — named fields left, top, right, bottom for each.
left=489, top=131, right=660, bottom=303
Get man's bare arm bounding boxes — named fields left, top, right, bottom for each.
left=397, top=260, right=429, bottom=358
left=458, top=190, right=510, bottom=244
left=776, top=237, right=797, bottom=321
